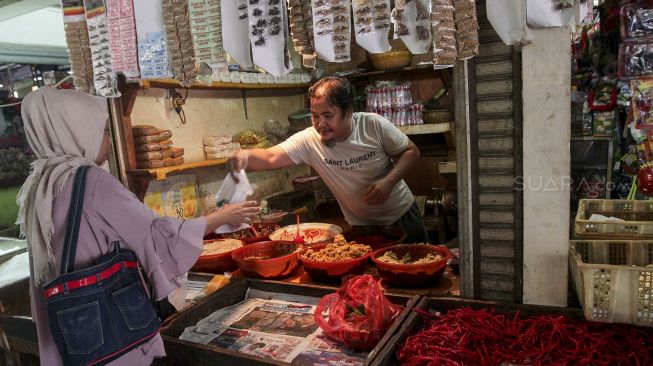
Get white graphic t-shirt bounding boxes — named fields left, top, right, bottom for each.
left=278, top=112, right=414, bottom=225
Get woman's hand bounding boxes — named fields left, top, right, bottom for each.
left=363, top=178, right=394, bottom=205
left=204, top=200, right=260, bottom=234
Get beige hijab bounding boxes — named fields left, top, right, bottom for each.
left=16, top=87, right=108, bottom=286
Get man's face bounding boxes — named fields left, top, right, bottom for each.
left=310, top=96, right=352, bottom=142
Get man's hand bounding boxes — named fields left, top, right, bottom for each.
left=226, top=150, right=249, bottom=183
left=363, top=178, right=394, bottom=205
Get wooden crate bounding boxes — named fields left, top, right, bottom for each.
left=157, top=279, right=419, bottom=366
left=372, top=297, right=584, bottom=366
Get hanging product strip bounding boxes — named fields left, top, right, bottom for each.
left=289, top=0, right=317, bottom=68
left=105, top=0, right=139, bottom=78
left=133, top=0, right=172, bottom=79
left=391, top=0, right=432, bottom=55
left=61, top=0, right=94, bottom=94
left=83, top=0, right=120, bottom=97
left=312, top=0, right=352, bottom=62
left=453, top=0, right=479, bottom=60
left=188, top=0, right=226, bottom=70
left=431, top=0, right=457, bottom=67
left=247, top=0, right=293, bottom=76
left=162, top=0, right=198, bottom=87
left=221, top=0, right=255, bottom=69
left=352, top=0, right=392, bottom=54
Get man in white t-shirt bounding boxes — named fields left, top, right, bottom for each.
left=229, top=76, right=428, bottom=243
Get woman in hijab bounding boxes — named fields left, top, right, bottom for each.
left=16, top=87, right=260, bottom=365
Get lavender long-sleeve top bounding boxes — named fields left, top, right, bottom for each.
left=30, top=166, right=205, bottom=365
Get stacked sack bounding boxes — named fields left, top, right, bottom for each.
left=203, top=135, right=240, bottom=160
left=133, top=125, right=185, bottom=168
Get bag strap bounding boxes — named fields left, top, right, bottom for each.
left=60, top=165, right=91, bottom=275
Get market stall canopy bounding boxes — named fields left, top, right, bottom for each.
left=0, top=1, right=68, bottom=65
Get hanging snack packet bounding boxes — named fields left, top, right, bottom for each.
left=62, top=0, right=94, bottom=93
left=352, top=0, right=392, bottom=54
left=391, top=0, right=431, bottom=54
left=312, top=0, right=352, bottom=62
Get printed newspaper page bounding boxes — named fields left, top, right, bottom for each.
left=179, top=296, right=368, bottom=365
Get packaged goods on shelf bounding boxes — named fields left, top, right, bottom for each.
left=203, top=135, right=233, bottom=145
left=134, top=130, right=173, bottom=144
left=365, top=81, right=424, bottom=126
left=205, top=142, right=241, bottom=153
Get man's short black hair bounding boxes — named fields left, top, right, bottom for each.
left=308, top=76, right=354, bottom=113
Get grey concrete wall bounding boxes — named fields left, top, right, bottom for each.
left=521, top=27, right=571, bottom=306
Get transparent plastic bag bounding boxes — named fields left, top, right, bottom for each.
left=314, top=275, right=402, bottom=350
left=214, top=169, right=254, bottom=234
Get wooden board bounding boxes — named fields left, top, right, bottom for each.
left=371, top=297, right=584, bottom=366
left=130, top=158, right=228, bottom=180
left=397, top=122, right=451, bottom=135
left=141, top=79, right=309, bottom=90
left=157, top=279, right=419, bottom=366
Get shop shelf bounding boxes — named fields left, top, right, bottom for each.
left=139, top=78, right=310, bottom=90
left=397, top=122, right=451, bottom=135
left=130, top=158, right=228, bottom=181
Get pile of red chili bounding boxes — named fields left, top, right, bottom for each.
left=398, top=307, right=653, bottom=366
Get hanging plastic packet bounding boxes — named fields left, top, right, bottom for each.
left=431, top=0, right=457, bottom=68
left=352, top=0, right=391, bottom=54
left=221, top=0, right=255, bottom=69
left=133, top=0, right=173, bottom=79
left=162, top=0, right=198, bottom=87
left=188, top=0, right=227, bottom=72
left=391, top=0, right=431, bottom=54
left=246, top=0, right=293, bottom=76
left=106, top=0, right=140, bottom=79
left=486, top=0, right=531, bottom=49
left=83, top=0, right=119, bottom=97
left=631, top=79, right=653, bottom=129
left=619, top=42, right=653, bottom=79
left=621, top=3, right=653, bottom=40
left=312, top=0, right=352, bottom=62
left=61, top=1, right=94, bottom=93
left=214, top=169, right=254, bottom=234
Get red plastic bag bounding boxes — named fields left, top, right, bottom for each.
left=314, top=275, right=402, bottom=350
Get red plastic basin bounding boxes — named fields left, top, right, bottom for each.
left=219, top=223, right=281, bottom=244
left=231, top=240, right=299, bottom=279
left=371, top=244, right=452, bottom=287
left=342, top=225, right=407, bottom=250
left=192, top=239, right=244, bottom=274
left=298, top=243, right=370, bottom=283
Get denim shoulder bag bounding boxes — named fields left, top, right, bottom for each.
left=43, top=166, right=161, bottom=366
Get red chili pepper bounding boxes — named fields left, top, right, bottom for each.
left=397, top=307, right=653, bottom=365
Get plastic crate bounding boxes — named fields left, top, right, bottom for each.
left=569, top=240, right=653, bottom=326
left=575, top=199, right=653, bottom=238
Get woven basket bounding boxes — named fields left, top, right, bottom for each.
left=368, top=51, right=412, bottom=71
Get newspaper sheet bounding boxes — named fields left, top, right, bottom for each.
left=179, top=291, right=368, bottom=365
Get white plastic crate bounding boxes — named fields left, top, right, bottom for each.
left=575, top=199, right=653, bottom=238
left=569, top=240, right=653, bottom=326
